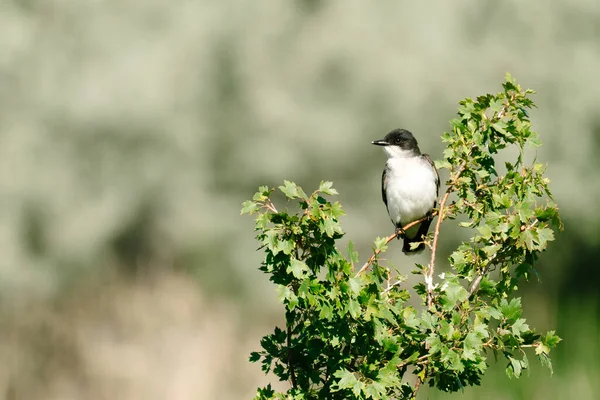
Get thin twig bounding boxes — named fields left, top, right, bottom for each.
left=383, top=279, right=405, bottom=294
left=468, top=257, right=496, bottom=297
left=355, top=214, right=435, bottom=277
left=412, top=376, right=423, bottom=399
left=426, top=190, right=451, bottom=307
left=468, top=272, right=486, bottom=297
left=425, top=161, right=466, bottom=307
left=265, top=199, right=278, bottom=213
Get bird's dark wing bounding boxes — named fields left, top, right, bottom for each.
left=381, top=164, right=390, bottom=207
left=421, top=153, right=440, bottom=197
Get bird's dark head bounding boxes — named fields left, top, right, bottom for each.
left=372, top=129, right=420, bottom=157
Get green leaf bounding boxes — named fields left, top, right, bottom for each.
left=538, top=352, right=554, bottom=374
left=507, top=356, right=522, bottom=378
left=442, top=349, right=464, bottom=372
left=279, top=180, right=301, bottom=199
left=253, top=186, right=271, bottom=201
left=346, top=299, right=361, bottom=319
left=511, top=318, right=530, bottom=337
left=319, top=303, right=334, bottom=321
left=464, top=331, right=483, bottom=352
left=348, top=277, right=362, bottom=294
left=426, top=335, right=443, bottom=354
left=249, top=351, right=261, bottom=362
left=277, top=285, right=298, bottom=308
left=541, top=330, right=562, bottom=349
left=402, top=307, right=419, bottom=329
left=277, top=240, right=295, bottom=255
left=322, top=217, right=339, bottom=237
left=435, top=159, right=452, bottom=170
left=374, top=237, right=388, bottom=252
left=241, top=200, right=259, bottom=215
left=443, top=280, right=469, bottom=308
left=332, top=369, right=364, bottom=396
left=477, top=225, right=492, bottom=240
left=347, top=241, right=359, bottom=263
left=482, top=243, right=501, bottom=257
left=319, top=181, right=339, bottom=195
left=518, top=229, right=535, bottom=251
left=332, top=368, right=357, bottom=390
left=364, top=381, right=386, bottom=399
left=377, top=357, right=402, bottom=386
left=500, top=298, right=522, bottom=322
left=287, top=259, right=308, bottom=279
left=536, top=227, right=555, bottom=249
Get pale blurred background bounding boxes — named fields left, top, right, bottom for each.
left=1, top=1, right=599, bottom=399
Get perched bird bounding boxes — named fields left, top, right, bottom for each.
left=372, top=129, right=439, bottom=254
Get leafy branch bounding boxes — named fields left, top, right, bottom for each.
left=242, top=74, right=562, bottom=399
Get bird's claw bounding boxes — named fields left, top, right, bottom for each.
left=395, top=226, right=405, bottom=239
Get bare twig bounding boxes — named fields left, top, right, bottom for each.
left=265, top=199, right=278, bottom=213
left=425, top=161, right=466, bottom=308
left=412, top=376, right=423, bottom=399
left=425, top=191, right=451, bottom=307
left=355, top=214, right=435, bottom=277
left=468, top=272, right=485, bottom=297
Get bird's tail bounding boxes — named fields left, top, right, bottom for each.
left=402, top=218, right=433, bottom=254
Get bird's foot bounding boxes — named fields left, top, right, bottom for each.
left=395, top=226, right=405, bottom=240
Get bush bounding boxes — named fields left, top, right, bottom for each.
left=242, top=74, right=562, bottom=399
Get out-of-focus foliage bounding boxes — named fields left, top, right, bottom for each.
left=0, top=0, right=599, bottom=399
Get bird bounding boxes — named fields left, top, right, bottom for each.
left=372, top=129, right=439, bottom=254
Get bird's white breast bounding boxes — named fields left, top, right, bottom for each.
left=385, top=156, right=437, bottom=231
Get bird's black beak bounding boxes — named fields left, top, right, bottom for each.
left=372, top=139, right=389, bottom=146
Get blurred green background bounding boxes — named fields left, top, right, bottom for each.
left=1, top=1, right=599, bottom=399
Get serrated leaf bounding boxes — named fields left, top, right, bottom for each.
left=346, top=299, right=361, bottom=319
left=500, top=298, right=522, bottom=321
left=241, top=200, right=259, bottom=215
left=443, top=280, right=469, bottom=307
left=511, top=318, right=529, bottom=337
left=374, top=237, right=388, bottom=252
left=277, top=285, right=298, bottom=308
left=538, top=352, right=554, bottom=374
left=442, top=349, right=464, bottom=372
left=426, top=335, right=443, bottom=354
left=477, top=225, right=492, bottom=239
left=347, top=241, right=359, bottom=263
left=253, top=186, right=271, bottom=201
left=536, top=227, right=554, bottom=249
left=435, top=159, right=452, bottom=170
left=507, top=356, right=522, bottom=378
left=287, top=258, right=308, bottom=279
left=348, top=277, right=362, bottom=294
left=279, top=180, right=301, bottom=199
left=365, top=381, right=386, bottom=399
left=319, top=303, right=334, bottom=321
left=277, top=240, right=295, bottom=255
left=249, top=351, right=261, bottom=362
left=402, top=307, right=419, bottom=328
left=319, top=181, right=339, bottom=195
left=464, top=331, right=483, bottom=351
left=332, top=369, right=358, bottom=391
left=482, top=243, right=501, bottom=257
left=321, top=217, right=339, bottom=237
left=541, top=330, right=562, bottom=348
left=518, top=229, right=535, bottom=250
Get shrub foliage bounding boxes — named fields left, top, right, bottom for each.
left=242, top=75, right=562, bottom=399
